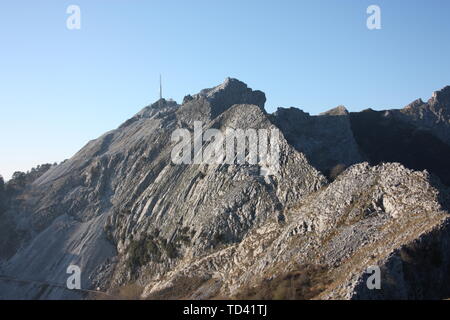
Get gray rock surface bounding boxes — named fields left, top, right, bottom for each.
left=141, top=162, right=450, bottom=300
left=1, top=78, right=450, bottom=300
left=391, top=86, right=450, bottom=145
left=271, top=106, right=363, bottom=173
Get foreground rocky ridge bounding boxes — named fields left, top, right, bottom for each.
left=1, top=79, right=450, bottom=299
left=140, top=162, right=450, bottom=299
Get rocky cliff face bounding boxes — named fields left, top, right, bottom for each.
left=271, top=105, right=363, bottom=175
left=394, top=86, right=450, bottom=145
left=1, top=79, right=450, bottom=300
left=142, top=162, right=450, bottom=300
left=349, top=88, right=450, bottom=186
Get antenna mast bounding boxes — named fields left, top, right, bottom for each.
left=159, top=74, right=162, bottom=100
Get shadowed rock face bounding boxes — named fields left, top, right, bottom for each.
left=349, top=109, right=450, bottom=186
left=352, top=221, right=450, bottom=300
left=271, top=106, right=363, bottom=175
left=1, top=79, right=450, bottom=300
left=391, top=86, right=450, bottom=146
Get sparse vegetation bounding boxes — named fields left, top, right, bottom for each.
left=174, top=226, right=192, bottom=246
left=127, top=227, right=194, bottom=270
left=327, top=163, right=347, bottom=181
left=160, top=238, right=178, bottom=259
left=234, top=264, right=332, bottom=300
left=5, top=164, right=53, bottom=195
left=127, top=235, right=161, bottom=270
left=211, top=232, right=227, bottom=248
left=104, top=224, right=115, bottom=244
left=0, top=175, right=5, bottom=215
left=109, top=283, right=144, bottom=300
left=146, top=275, right=211, bottom=300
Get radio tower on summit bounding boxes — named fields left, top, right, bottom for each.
left=158, top=74, right=163, bottom=108
left=159, top=74, right=163, bottom=100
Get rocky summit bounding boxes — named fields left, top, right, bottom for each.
left=1, top=78, right=450, bottom=300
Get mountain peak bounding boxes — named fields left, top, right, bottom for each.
left=189, top=78, right=266, bottom=117
left=320, top=105, right=349, bottom=116
left=403, top=98, right=425, bottom=111
left=430, top=85, right=450, bottom=106
left=197, top=77, right=248, bottom=97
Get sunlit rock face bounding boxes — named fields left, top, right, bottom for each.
left=1, top=79, right=450, bottom=300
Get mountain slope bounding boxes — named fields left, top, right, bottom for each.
left=1, top=79, right=450, bottom=300
left=139, top=162, right=450, bottom=300
left=0, top=79, right=325, bottom=299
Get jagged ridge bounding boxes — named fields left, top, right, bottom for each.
left=1, top=79, right=450, bottom=300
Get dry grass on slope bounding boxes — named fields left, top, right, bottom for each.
left=233, top=264, right=332, bottom=300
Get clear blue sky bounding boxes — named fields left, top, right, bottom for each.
left=1, top=0, right=450, bottom=180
